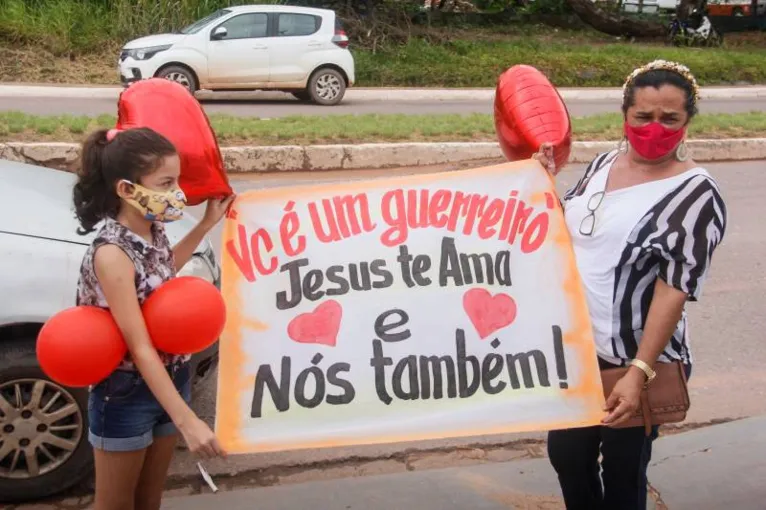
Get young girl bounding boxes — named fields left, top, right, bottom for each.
left=73, top=127, right=234, bottom=510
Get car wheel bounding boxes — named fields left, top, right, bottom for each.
left=157, top=65, right=198, bottom=94
left=308, top=68, right=346, bottom=106
left=291, top=91, right=312, bottom=102
left=0, top=339, right=93, bottom=503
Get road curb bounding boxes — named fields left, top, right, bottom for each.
left=1, top=139, right=764, bottom=173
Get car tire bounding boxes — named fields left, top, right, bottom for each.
left=291, top=91, right=312, bottom=102
left=308, top=68, right=346, bottom=106
left=157, top=65, right=198, bottom=94
left=0, top=339, right=93, bottom=503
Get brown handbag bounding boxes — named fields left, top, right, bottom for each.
left=600, top=361, right=690, bottom=436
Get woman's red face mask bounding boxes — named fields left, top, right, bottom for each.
left=624, top=121, right=686, bottom=161
left=624, top=85, right=689, bottom=161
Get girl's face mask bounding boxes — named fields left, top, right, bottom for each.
left=624, top=121, right=686, bottom=161
left=120, top=180, right=186, bottom=223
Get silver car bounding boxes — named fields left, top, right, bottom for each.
left=0, top=159, right=220, bottom=503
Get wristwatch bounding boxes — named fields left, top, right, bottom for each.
left=629, top=359, right=656, bottom=386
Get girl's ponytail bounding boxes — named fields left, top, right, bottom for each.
left=73, top=129, right=118, bottom=235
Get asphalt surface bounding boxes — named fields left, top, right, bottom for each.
left=160, top=417, right=766, bottom=510
left=160, top=418, right=766, bottom=510
left=16, top=416, right=766, bottom=509
left=1, top=95, right=763, bottom=118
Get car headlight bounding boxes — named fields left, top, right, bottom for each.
left=125, top=44, right=172, bottom=60
left=178, top=250, right=219, bottom=287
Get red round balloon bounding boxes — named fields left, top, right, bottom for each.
left=494, top=65, right=572, bottom=171
left=142, top=276, right=226, bottom=355
left=37, top=307, right=127, bottom=387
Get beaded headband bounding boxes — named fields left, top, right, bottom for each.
left=622, top=60, right=700, bottom=104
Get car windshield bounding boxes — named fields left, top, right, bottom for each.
left=179, top=9, right=231, bottom=34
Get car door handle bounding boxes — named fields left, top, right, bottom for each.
left=308, top=41, right=322, bottom=47
left=252, top=44, right=267, bottom=50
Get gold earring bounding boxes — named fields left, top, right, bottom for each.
left=676, top=140, right=689, bottom=162
left=617, top=136, right=628, bottom=154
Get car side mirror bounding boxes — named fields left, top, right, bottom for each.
left=211, top=26, right=228, bottom=40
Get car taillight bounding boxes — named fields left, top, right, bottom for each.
left=333, top=29, right=349, bottom=49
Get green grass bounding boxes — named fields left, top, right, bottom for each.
left=0, top=0, right=279, bottom=54
left=355, top=38, right=766, bottom=87
left=3, top=35, right=766, bottom=87
left=1, top=0, right=766, bottom=87
left=2, top=111, right=765, bottom=145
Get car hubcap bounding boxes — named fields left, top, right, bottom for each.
left=315, top=74, right=342, bottom=101
left=164, top=72, right=192, bottom=90
left=0, top=379, right=83, bottom=480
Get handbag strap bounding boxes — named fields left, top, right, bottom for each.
left=640, top=391, right=652, bottom=436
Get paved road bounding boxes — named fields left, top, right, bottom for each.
left=14, top=415, right=766, bottom=509
left=159, top=417, right=766, bottom=510
left=0, top=95, right=764, bottom=118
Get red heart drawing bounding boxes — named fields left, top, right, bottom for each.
left=463, top=289, right=517, bottom=339
left=287, top=300, right=342, bottom=347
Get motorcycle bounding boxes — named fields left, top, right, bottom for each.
left=668, top=8, right=724, bottom=47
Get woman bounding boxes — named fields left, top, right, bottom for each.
left=73, top=127, right=234, bottom=510
left=535, top=60, right=727, bottom=509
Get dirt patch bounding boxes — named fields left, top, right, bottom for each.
left=0, top=44, right=117, bottom=85
left=460, top=471, right=565, bottom=510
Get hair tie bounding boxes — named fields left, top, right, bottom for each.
left=106, top=129, right=121, bottom=142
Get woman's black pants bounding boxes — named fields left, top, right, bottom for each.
left=548, top=422, right=659, bottom=510
left=547, top=360, right=691, bottom=510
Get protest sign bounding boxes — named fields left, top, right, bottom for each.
left=215, top=159, right=605, bottom=454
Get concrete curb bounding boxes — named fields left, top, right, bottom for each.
left=2, top=84, right=766, bottom=101
left=1, top=139, right=764, bottom=173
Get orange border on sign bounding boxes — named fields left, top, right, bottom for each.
left=215, top=159, right=604, bottom=454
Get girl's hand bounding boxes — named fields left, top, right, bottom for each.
left=533, top=143, right=558, bottom=176
left=601, top=368, right=646, bottom=427
left=179, top=417, right=227, bottom=459
left=201, top=194, right=237, bottom=230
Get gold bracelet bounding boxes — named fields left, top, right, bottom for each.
left=629, top=359, right=656, bottom=386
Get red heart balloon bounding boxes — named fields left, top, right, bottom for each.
left=116, top=78, right=232, bottom=206
left=494, top=65, right=572, bottom=171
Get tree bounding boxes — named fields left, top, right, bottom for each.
left=564, top=0, right=667, bottom=37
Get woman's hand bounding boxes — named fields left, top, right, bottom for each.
left=179, top=416, right=228, bottom=459
left=601, top=367, right=646, bottom=427
left=532, top=142, right=559, bottom=176
left=201, top=194, right=237, bottom=230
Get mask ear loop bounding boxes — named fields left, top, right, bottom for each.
left=116, top=179, right=137, bottom=201
left=118, top=179, right=136, bottom=190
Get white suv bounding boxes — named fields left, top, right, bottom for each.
left=119, top=5, right=356, bottom=106
left=0, top=159, right=221, bottom=503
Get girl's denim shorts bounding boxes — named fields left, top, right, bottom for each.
left=88, top=361, right=191, bottom=452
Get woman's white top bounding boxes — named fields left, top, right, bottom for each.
left=562, top=151, right=727, bottom=365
